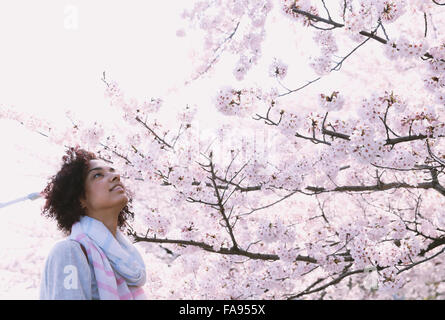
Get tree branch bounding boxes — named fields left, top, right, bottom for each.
left=130, top=232, right=317, bottom=263
left=208, top=152, right=240, bottom=250
left=135, top=116, right=173, bottom=149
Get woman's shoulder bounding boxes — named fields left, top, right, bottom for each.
left=40, top=239, right=93, bottom=300
left=46, top=238, right=87, bottom=264
left=50, top=238, right=82, bottom=252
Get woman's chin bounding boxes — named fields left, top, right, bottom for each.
left=111, top=193, right=129, bottom=208
left=121, top=194, right=129, bottom=207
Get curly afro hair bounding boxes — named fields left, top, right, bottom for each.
left=41, top=145, right=134, bottom=236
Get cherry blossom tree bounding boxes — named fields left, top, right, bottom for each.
left=1, top=0, right=445, bottom=299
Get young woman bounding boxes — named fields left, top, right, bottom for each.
left=39, top=146, right=146, bottom=300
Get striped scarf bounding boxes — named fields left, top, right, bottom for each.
left=69, top=215, right=147, bottom=300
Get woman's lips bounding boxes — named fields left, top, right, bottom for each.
left=111, top=185, right=124, bottom=192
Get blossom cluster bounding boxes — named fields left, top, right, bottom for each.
left=318, top=91, right=345, bottom=111
left=376, top=1, right=406, bottom=23
left=349, top=124, right=387, bottom=164
left=268, top=58, right=288, bottom=80
left=313, top=31, right=338, bottom=56
left=309, top=57, right=332, bottom=76
left=383, top=36, right=427, bottom=60
left=277, top=111, right=303, bottom=138
left=310, top=30, right=338, bottom=76
left=280, top=0, right=318, bottom=27
left=181, top=0, right=273, bottom=81
left=141, top=98, right=163, bottom=114
left=214, top=86, right=261, bottom=117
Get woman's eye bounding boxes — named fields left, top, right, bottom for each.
left=94, top=173, right=102, bottom=178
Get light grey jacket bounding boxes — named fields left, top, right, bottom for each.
left=39, top=239, right=100, bottom=300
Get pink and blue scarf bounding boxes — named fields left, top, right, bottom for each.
left=70, top=215, right=147, bottom=300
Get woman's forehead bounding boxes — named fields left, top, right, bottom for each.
left=88, top=159, right=106, bottom=167
left=87, top=159, right=115, bottom=170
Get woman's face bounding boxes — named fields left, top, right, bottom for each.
left=80, top=159, right=128, bottom=214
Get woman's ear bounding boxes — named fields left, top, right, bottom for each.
left=79, top=196, right=87, bottom=210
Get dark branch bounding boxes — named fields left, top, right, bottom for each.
left=135, top=116, right=173, bottom=149
left=208, top=152, right=240, bottom=250
left=130, top=232, right=317, bottom=263
left=292, top=8, right=343, bottom=28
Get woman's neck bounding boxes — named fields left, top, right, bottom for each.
left=87, top=212, right=118, bottom=237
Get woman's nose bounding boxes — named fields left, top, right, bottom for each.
left=110, top=171, right=121, bottom=181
